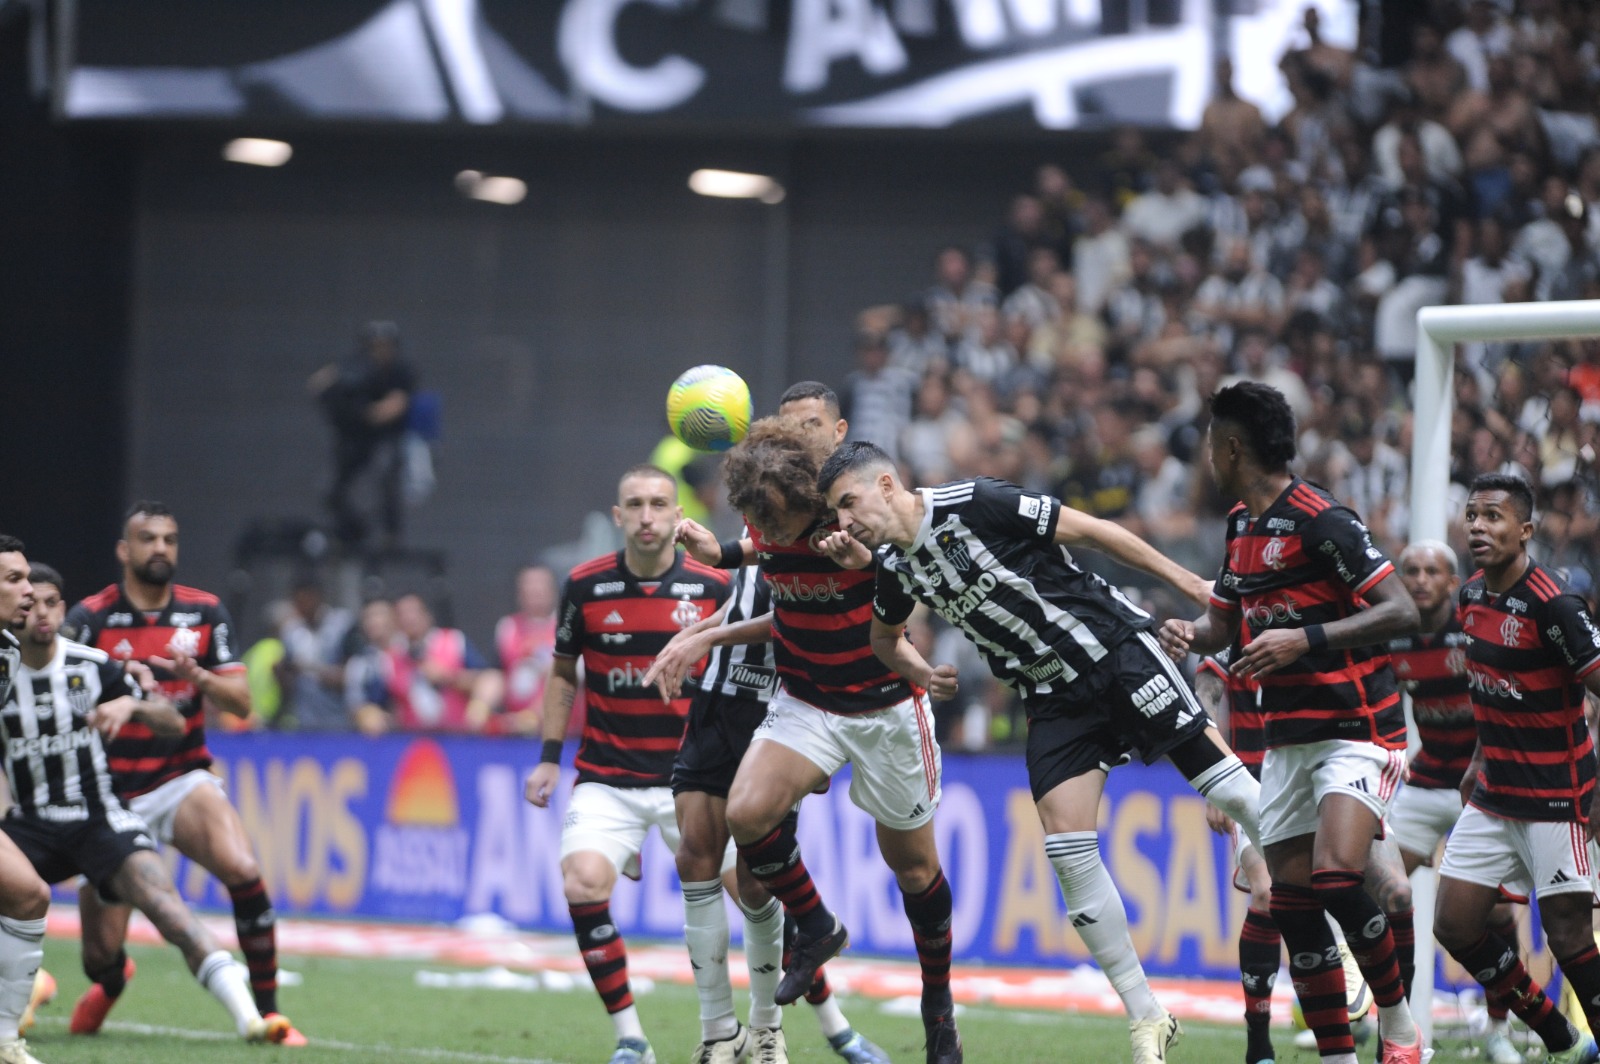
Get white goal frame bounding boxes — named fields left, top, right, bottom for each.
left=1410, top=298, right=1600, bottom=1046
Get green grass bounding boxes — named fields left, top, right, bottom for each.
left=19, top=938, right=1329, bottom=1064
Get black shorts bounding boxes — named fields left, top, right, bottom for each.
left=2, top=806, right=156, bottom=900
left=672, top=686, right=770, bottom=799
left=1023, top=629, right=1211, bottom=801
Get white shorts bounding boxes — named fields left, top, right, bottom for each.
left=1259, top=740, right=1407, bottom=847
left=1438, top=805, right=1595, bottom=902
left=1388, top=784, right=1464, bottom=863
left=558, top=782, right=735, bottom=881
left=128, top=770, right=225, bottom=845
left=752, top=687, right=941, bottom=831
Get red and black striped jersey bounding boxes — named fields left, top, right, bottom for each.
left=1387, top=619, right=1474, bottom=789
left=1459, top=562, right=1600, bottom=823
left=1211, top=478, right=1405, bottom=751
left=753, top=521, right=913, bottom=715
left=63, top=583, right=242, bottom=799
left=555, top=551, right=729, bottom=788
left=1199, top=643, right=1265, bottom=776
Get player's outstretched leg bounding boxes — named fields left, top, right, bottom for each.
left=172, top=781, right=306, bottom=1046
left=109, top=851, right=290, bottom=1044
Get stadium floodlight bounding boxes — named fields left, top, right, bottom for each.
left=688, top=169, right=785, bottom=204
left=1408, top=298, right=1600, bottom=1048
left=222, top=138, right=293, bottom=167
left=454, top=170, right=527, bottom=205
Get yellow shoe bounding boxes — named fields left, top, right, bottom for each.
left=1130, top=1009, right=1182, bottom=1064
left=1338, top=943, right=1372, bottom=1022
left=17, top=970, right=55, bottom=1036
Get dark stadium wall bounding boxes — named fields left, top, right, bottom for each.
left=0, top=13, right=134, bottom=601
left=120, top=130, right=1079, bottom=642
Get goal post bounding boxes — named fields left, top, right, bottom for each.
left=1409, top=298, right=1600, bottom=1046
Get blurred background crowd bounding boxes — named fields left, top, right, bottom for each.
left=236, top=0, right=1600, bottom=752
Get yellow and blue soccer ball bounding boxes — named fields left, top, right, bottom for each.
left=666, top=365, right=752, bottom=452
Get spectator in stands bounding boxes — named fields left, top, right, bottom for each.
left=1223, top=327, right=1311, bottom=424
left=1446, top=0, right=1512, bottom=93
left=925, top=245, right=996, bottom=342
left=278, top=575, right=353, bottom=731
left=346, top=597, right=398, bottom=736
left=1002, top=246, right=1061, bottom=329
left=900, top=371, right=965, bottom=486
left=1026, top=271, right=1107, bottom=370
left=994, top=194, right=1048, bottom=295
left=385, top=593, right=502, bottom=733
left=1193, top=236, right=1287, bottom=353
left=842, top=331, right=918, bottom=465
left=1327, top=408, right=1410, bottom=555
left=1071, top=196, right=1131, bottom=316
left=308, top=320, right=416, bottom=550
left=1033, top=163, right=1081, bottom=263
left=887, top=299, right=947, bottom=376
left=1404, top=22, right=1467, bottom=123
left=1199, top=56, right=1267, bottom=178
left=952, top=305, right=1019, bottom=387
left=1122, top=160, right=1208, bottom=250
left=494, top=564, right=559, bottom=736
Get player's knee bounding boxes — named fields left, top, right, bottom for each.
left=724, top=796, right=778, bottom=844
left=1432, top=908, right=1475, bottom=953
left=1382, top=883, right=1413, bottom=915
left=561, top=866, right=610, bottom=906
left=1539, top=902, right=1594, bottom=958
left=220, top=851, right=262, bottom=889
left=674, top=840, right=723, bottom=884
left=1249, top=883, right=1272, bottom=912
left=12, top=878, right=49, bottom=921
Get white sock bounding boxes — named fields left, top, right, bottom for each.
left=683, top=879, right=738, bottom=1043
left=809, top=992, right=849, bottom=1039
left=0, top=917, right=44, bottom=1042
left=739, top=896, right=784, bottom=1031
left=612, top=1004, right=645, bottom=1043
left=1189, top=756, right=1262, bottom=852
left=1046, top=832, right=1162, bottom=1021
left=196, top=951, right=261, bottom=1036
left=1378, top=999, right=1418, bottom=1046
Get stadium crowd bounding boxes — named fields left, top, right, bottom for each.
left=240, top=0, right=1600, bottom=749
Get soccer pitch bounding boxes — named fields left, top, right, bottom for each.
left=26, top=938, right=1268, bottom=1064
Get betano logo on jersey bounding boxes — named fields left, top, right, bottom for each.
left=370, top=739, right=469, bottom=898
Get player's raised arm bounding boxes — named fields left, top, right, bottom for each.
left=674, top=518, right=753, bottom=569
left=642, top=611, right=774, bottom=702
left=1054, top=506, right=1212, bottom=607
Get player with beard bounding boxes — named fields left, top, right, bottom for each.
left=524, top=465, right=731, bottom=1064
left=8, top=564, right=290, bottom=1045
left=0, top=540, right=56, bottom=1064
left=1429, top=474, right=1600, bottom=1064
left=61, top=504, right=303, bottom=1043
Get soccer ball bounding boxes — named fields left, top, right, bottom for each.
left=666, top=365, right=752, bottom=452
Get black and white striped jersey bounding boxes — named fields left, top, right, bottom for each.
left=0, top=631, right=17, bottom=707
left=2, top=638, right=138, bottom=819
left=697, top=562, right=778, bottom=702
left=873, top=477, right=1152, bottom=707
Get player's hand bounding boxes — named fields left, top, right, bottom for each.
left=1205, top=802, right=1235, bottom=836
left=148, top=646, right=202, bottom=683
left=123, top=660, right=160, bottom=694
left=673, top=519, right=721, bottom=566
left=641, top=630, right=713, bottom=704
left=89, top=697, right=137, bottom=742
left=1231, top=628, right=1308, bottom=679
left=1157, top=618, right=1194, bottom=661
left=817, top=530, right=872, bottom=570
left=525, top=763, right=561, bottom=808
left=923, top=663, right=960, bottom=701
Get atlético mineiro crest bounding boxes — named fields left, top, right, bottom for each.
left=1261, top=538, right=1286, bottom=571
left=937, top=530, right=973, bottom=573
left=1499, top=616, right=1524, bottom=647
left=672, top=598, right=702, bottom=630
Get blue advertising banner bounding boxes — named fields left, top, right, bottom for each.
left=157, top=733, right=1250, bottom=982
